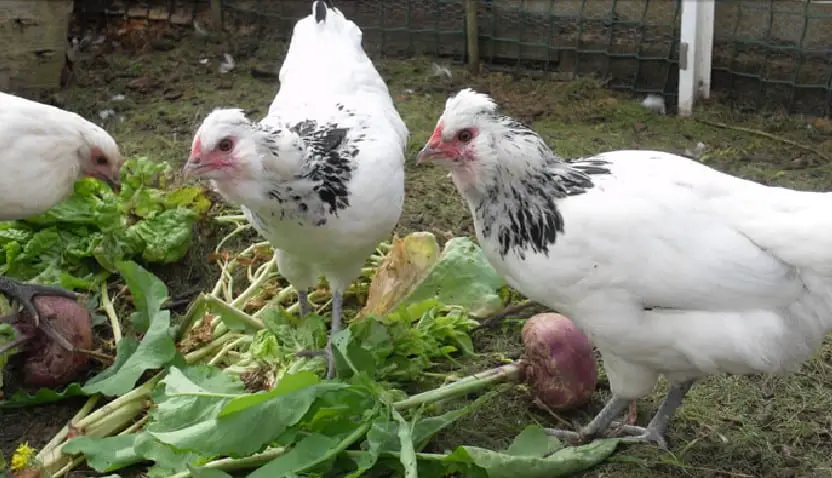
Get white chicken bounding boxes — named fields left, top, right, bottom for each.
left=184, top=0, right=408, bottom=379
left=416, top=88, right=832, bottom=448
left=0, top=92, right=123, bottom=353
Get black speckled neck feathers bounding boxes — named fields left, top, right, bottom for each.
left=249, top=114, right=365, bottom=227
left=474, top=153, right=612, bottom=260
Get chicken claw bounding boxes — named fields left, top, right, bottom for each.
left=0, top=277, right=77, bottom=327
left=547, top=381, right=694, bottom=450
left=608, top=423, right=670, bottom=449
left=0, top=331, right=33, bottom=356
left=0, top=277, right=78, bottom=351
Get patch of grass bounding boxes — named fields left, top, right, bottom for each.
left=5, top=23, right=832, bottom=478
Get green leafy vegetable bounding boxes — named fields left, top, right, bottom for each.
left=403, top=237, right=506, bottom=317
left=62, top=434, right=143, bottom=472
left=0, top=382, right=87, bottom=409
left=82, top=261, right=177, bottom=396
left=31, top=229, right=617, bottom=478
left=0, top=157, right=209, bottom=291
left=444, top=429, right=619, bottom=478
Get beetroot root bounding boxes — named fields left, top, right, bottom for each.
left=12, top=295, right=93, bottom=388
left=521, top=312, right=597, bottom=410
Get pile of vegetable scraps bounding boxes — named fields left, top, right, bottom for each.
left=0, top=156, right=209, bottom=399
left=1, top=219, right=618, bottom=477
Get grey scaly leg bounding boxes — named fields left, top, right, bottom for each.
left=324, top=290, right=343, bottom=380
left=546, top=395, right=632, bottom=443
left=297, top=289, right=312, bottom=317
left=610, top=380, right=695, bottom=449
left=295, top=289, right=342, bottom=380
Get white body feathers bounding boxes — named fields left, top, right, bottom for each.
left=0, top=92, right=117, bottom=220
left=474, top=149, right=832, bottom=399
left=224, top=3, right=408, bottom=293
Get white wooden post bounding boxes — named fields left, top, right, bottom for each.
left=678, top=0, right=715, bottom=117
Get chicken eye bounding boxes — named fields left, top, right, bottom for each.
left=217, top=138, right=234, bottom=152
left=456, top=129, right=473, bottom=142
left=94, top=156, right=109, bottom=165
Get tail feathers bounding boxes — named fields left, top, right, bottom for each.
left=276, top=0, right=383, bottom=100
left=314, top=0, right=326, bottom=23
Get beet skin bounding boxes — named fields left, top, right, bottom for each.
left=521, top=312, right=597, bottom=410
left=14, top=295, right=93, bottom=388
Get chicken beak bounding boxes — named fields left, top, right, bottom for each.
left=182, top=156, right=201, bottom=179
left=416, top=144, right=443, bottom=164
left=105, top=176, right=121, bottom=193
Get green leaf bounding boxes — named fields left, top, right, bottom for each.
left=117, top=260, right=168, bottom=333
left=404, top=237, right=505, bottom=317
left=83, top=263, right=176, bottom=396
left=0, top=382, right=87, bottom=409
left=410, top=402, right=483, bottom=452
left=247, top=434, right=339, bottom=478
left=148, top=366, right=244, bottom=435
left=219, top=370, right=321, bottom=417
left=149, top=372, right=339, bottom=457
left=344, top=419, right=393, bottom=478
left=393, top=410, right=418, bottom=478
left=62, top=433, right=143, bottom=472
left=249, top=418, right=373, bottom=478
left=165, top=186, right=212, bottom=214
left=447, top=438, right=619, bottom=478
left=135, top=431, right=202, bottom=477
left=128, top=208, right=197, bottom=263
left=187, top=466, right=233, bottom=478
left=81, top=337, right=140, bottom=392
left=505, top=425, right=562, bottom=457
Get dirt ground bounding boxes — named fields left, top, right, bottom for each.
left=3, top=20, right=832, bottom=478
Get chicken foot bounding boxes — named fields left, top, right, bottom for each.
left=0, top=331, right=32, bottom=356
left=545, top=380, right=695, bottom=449
left=295, top=290, right=342, bottom=380
left=0, top=277, right=77, bottom=351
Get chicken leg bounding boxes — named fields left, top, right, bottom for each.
left=0, top=276, right=77, bottom=351
left=297, top=289, right=313, bottom=317
left=545, top=380, right=695, bottom=449
left=295, top=289, right=342, bottom=379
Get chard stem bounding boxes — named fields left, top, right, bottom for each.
left=74, top=373, right=162, bottom=430
left=184, top=333, right=239, bottom=363
left=214, top=214, right=247, bottom=223
left=51, top=455, right=86, bottom=478
left=393, top=362, right=522, bottom=410
left=167, top=391, right=246, bottom=399
left=232, top=260, right=276, bottom=309
left=100, top=283, right=122, bottom=344
left=81, top=398, right=147, bottom=437
left=167, top=446, right=288, bottom=478
left=37, top=395, right=99, bottom=460
left=215, top=223, right=251, bottom=251
left=207, top=335, right=250, bottom=366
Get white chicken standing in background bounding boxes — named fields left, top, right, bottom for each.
left=184, top=1, right=408, bottom=379
left=0, top=92, right=123, bottom=353
left=416, top=88, right=832, bottom=448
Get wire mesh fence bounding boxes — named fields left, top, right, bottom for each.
left=75, top=0, right=832, bottom=117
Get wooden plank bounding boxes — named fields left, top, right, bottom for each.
left=0, top=0, right=74, bottom=93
